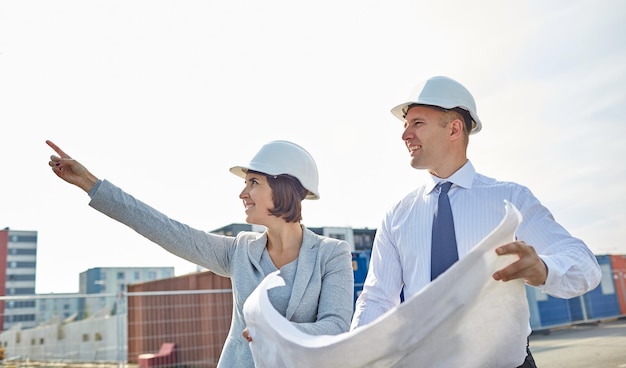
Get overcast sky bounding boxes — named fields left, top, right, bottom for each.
left=1, top=0, right=625, bottom=293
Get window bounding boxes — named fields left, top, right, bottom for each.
left=10, top=235, right=37, bottom=243
left=12, top=262, right=36, bottom=268
left=12, top=301, right=35, bottom=308
left=328, top=233, right=345, bottom=240
left=7, top=274, right=36, bottom=281
left=600, top=264, right=615, bottom=295
left=9, top=249, right=36, bottom=255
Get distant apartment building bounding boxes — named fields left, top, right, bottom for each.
left=79, top=267, right=175, bottom=317
left=0, top=228, right=38, bottom=331
left=36, top=292, right=81, bottom=324
left=79, top=267, right=176, bottom=295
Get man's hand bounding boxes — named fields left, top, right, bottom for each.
left=492, top=241, right=548, bottom=286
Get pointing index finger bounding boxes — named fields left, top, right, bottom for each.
left=46, top=140, right=72, bottom=159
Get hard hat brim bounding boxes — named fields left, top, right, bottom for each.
left=229, top=165, right=320, bottom=200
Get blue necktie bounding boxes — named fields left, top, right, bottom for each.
left=431, top=181, right=459, bottom=280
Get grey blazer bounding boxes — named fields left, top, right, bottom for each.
left=89, top=180, right=354, bottom=368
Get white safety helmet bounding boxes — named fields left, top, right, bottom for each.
left=230, top=140, right=320, bottom=200
left=390, top=76, right=482, bottom=134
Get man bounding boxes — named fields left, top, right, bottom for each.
left=350, top=76, right=602, bottom=367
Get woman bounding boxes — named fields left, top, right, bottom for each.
left=46, top=139, right=354, bottom=368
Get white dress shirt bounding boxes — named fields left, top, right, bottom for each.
left=351, top=160, right=601, bottom=329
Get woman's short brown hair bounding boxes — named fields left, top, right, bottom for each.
left=249, top=170, right=307, bottom=223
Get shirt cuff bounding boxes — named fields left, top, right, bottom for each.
left=537, top=255, right=557, bottom=293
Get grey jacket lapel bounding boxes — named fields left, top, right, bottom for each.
left=285, top=227, right=318, bottom=319
left=247, top=231, right=267, bottom=273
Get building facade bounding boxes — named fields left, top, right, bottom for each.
left=79, top=267, right=176, bottom=295
left=0, top=228, right=38, bottom=331
left=76, top=267, right=176, bottom=319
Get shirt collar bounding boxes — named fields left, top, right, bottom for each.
left=426, top=160, right=476, bottom=194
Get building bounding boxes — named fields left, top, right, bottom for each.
left=76, top=267, right=175, bottom=318
left=0, top=228, right=38, bottom=331
left=36, top=292, right=82, bottom=324
left=79, top=267, right=176, bottom=295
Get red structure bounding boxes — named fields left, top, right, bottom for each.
left=611, top=254, right=626, bottom=316
left=127, top=271, right=233, bottom=368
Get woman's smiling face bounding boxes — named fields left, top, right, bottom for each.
left=239, top=172, right=274, bottom=225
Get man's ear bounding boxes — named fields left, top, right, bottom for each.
left=449, top=118, right=464, bottom=140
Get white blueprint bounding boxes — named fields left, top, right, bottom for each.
left=243, top=200, right=530, bottom=368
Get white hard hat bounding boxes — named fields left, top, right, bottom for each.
left=390, top=76, right=482, bottom=134
left=230, top=140, right=320, bottom=200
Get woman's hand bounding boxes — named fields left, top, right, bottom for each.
left=46, top=140, right=99, bottom=193
left=242, top=328, right=253, bottom=342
